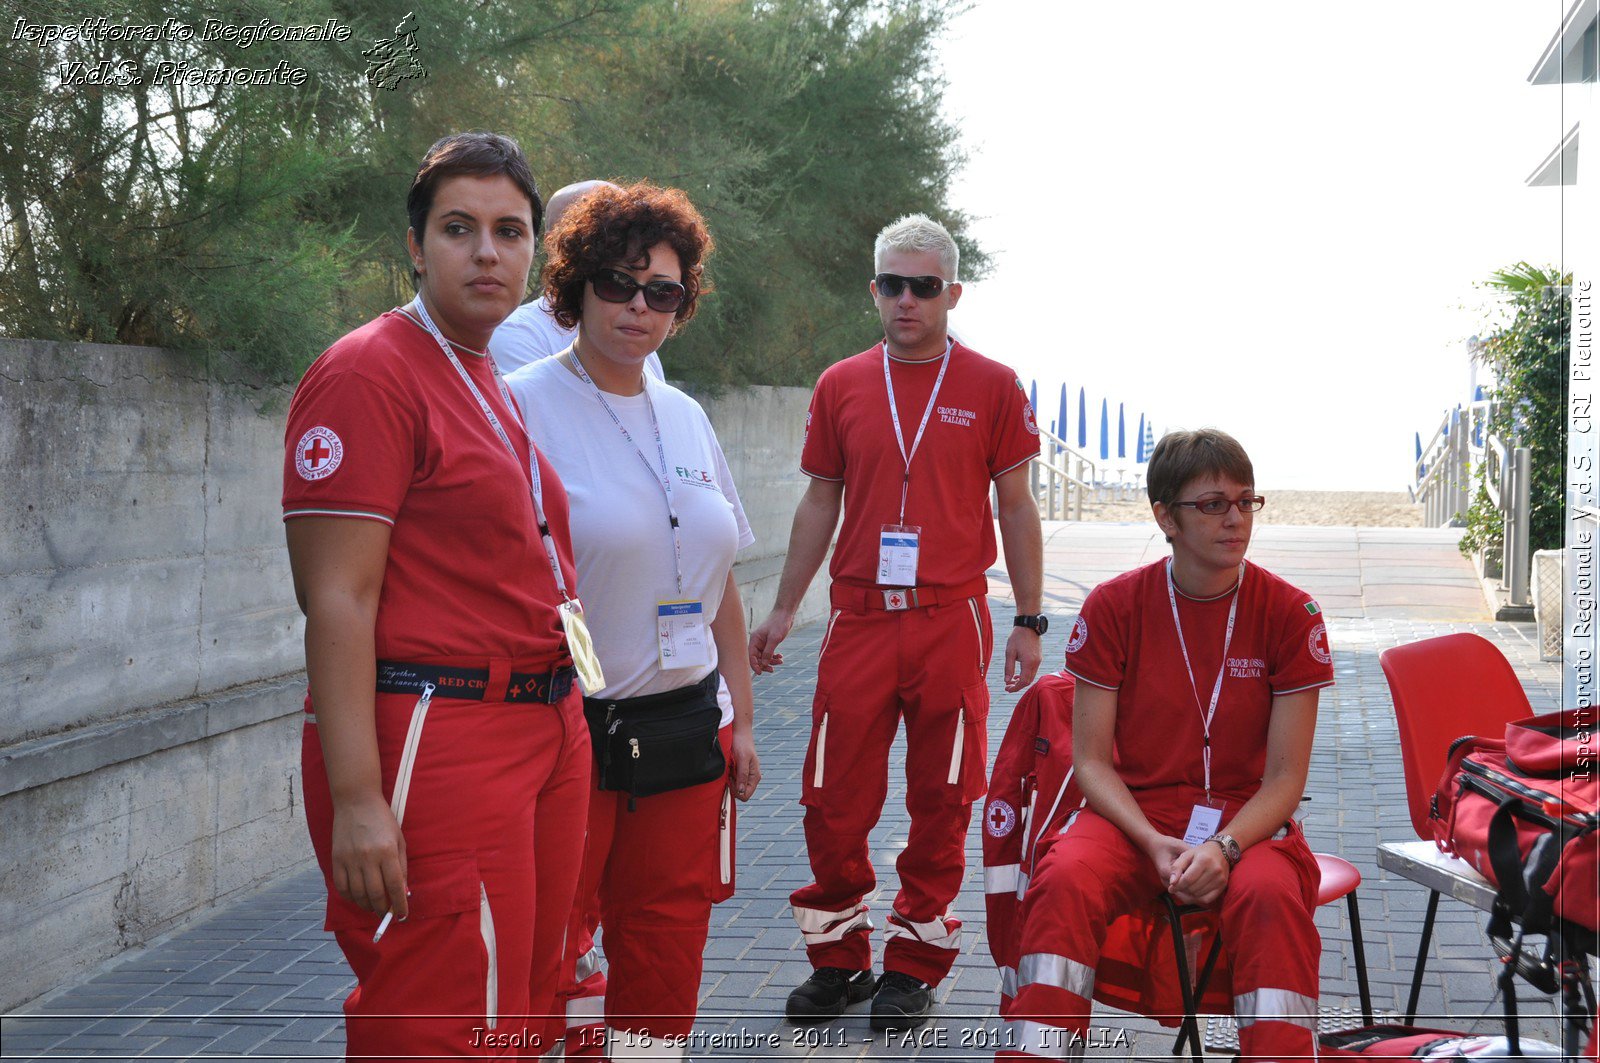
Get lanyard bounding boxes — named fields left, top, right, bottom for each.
left=406, top=299, right=571, bottom=601
left=566, top=344, right=686, bottom=596
left=1164, top=559, right=1245, bottom=801
left=881, top=338, right=953, bottom=525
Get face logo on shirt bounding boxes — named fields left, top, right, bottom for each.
left=1023, top=402, right=1040, bottom=436
left=295, top=426, right=344, bottom=481
left=1066, top=614, right=1088, bottom=654
left=985, top=798, right=1017, bottom=838
left=803, top=409, right=812, bottom=448
left=675, top=465, right=719, bottom=490
left=1308, top=622, right=1331, bottom=665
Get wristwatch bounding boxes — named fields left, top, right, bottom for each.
left=1207, top=833, right=1242, bottom=867
left=1013, top=614, right=1049, bottom=634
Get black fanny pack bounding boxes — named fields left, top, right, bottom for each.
left=582, top=672, right=726, bottom=801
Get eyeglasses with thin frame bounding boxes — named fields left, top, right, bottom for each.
left=873, top=273, right=949, bottom=299
left=1170, top=495, right=1267, bottom=516
left=590, top=268, right=687, bottom=314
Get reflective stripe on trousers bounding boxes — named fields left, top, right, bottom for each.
left=793, top=901, right=873, bottom=945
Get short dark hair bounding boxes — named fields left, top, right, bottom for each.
left=406, top=132, right=542, bottom=283
left=542, top=181, right=712, bottom=330
left=1146, top=428, right=1255, bottom=506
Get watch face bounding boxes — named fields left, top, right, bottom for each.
left=1036, top=615, right=1049, bottom=635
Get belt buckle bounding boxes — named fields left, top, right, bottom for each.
left=882, top=588, right=911, bottom=611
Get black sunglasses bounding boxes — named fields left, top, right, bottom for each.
left=874, top=273, right=949, bottom=299
left=590, top=268, right=688, bottom=314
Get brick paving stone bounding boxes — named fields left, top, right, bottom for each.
left=6, top=526, right=1591, bottom=1058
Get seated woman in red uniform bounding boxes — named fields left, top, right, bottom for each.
left=504, top=183, right=758, bottom=1062
left=999, top=428, right=1334, bottom=1063
left=283, top=132, right=590, bottom=1059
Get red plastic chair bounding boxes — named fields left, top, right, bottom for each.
left=1379, top=632, right=1533, bottom=1021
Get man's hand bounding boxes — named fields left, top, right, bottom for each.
left=330, top=791, right=409, bottom=918
left=731, top=729, right=762, bottom=801
left=1169, top=841, right=1231, bottom=907
left=748, top=610, right=794, bottom=675
left=1003, top=625, right=1042, bottom=692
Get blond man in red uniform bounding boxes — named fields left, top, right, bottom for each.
left=749, top=213, right=1045, bottom=1032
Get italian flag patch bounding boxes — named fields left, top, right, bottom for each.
left=1304, top=602, right=1321, bottom=616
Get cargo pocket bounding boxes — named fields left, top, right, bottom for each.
left=714, top=782, right=737, bottom=902
left=800, top=697, right=831, bottom=808
left=324, top=850, right=496, bottom=1026
left=948, top=683, right=990, bottom=802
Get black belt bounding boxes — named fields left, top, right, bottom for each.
left=580, top=670, right=719, bottom=715
left=376, top=660, right=576, bottom=704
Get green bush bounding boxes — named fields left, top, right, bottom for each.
left=1458, top=263, right=1570, bottom=559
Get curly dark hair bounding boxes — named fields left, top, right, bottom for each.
left=542, top=181, right=712, bottom=330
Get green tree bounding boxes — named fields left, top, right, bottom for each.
left=1, top=0, right=983, bottom=385
left=1459, top=262, right=1570, bottom=560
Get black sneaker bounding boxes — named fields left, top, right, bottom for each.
left=785, top=967, right=876, bottom=1023
left=870, top=971, right=933, bottom=1031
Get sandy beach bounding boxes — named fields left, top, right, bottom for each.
left=1060, top=489, right=1424, bottom=528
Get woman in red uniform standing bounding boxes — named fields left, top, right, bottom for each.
left=283, top=132, right=590, bottom=1059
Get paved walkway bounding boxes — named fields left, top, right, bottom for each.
left=4, top=524, right=1571, bottom=1060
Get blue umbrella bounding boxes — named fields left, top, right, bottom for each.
left=1136, top=414, right=1147, bottom=462
left=1077, top=388, right=1087, bottom=449
left=1117, top=403, right=1126, bottom=460
left=1057, top=385, right=1068, bottom=452
left=1098, top=399, right=1109, bottom=461
left=1414, top=431, right=1422, bottom=464
left=1029, top=379, right=1038, bottom=420
left=1143, top=418, right=1156, bottom=461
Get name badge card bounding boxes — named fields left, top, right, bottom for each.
left=877, top=525, right=921, bottom=586
left=561, top=599, right=607, bottom=693
left=657, top=599, right=712, bottom=668
left=1182, top=800, right=1226, bottom=847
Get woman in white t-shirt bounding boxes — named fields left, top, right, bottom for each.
left=504, top=181, right=758, bottom=1061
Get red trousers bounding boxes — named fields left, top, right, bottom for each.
left=999, top=800, right=1321, bottom=1063
left=791, top=594, right=993, bottom=986
left=302, top=686, right=590, bottom=1061
left=560, top=725, right=735, bottom=1062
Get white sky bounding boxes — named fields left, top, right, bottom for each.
left=939, top=1, right=1577, bottom=490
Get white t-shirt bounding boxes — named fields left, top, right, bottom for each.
left=506, top=356, right=754, bottom=723
left=493, top=296, right=666, bottom=380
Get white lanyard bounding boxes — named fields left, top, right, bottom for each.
left=1164, top=559, right=1245, bottom=801
left=882, top=338, right=953, bottom=525
left=566, top=345, right=686, bottom=596
left=406, top=300, right=571, bottom=600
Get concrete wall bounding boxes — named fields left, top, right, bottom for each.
left=683, top=382, right=832, bottom=630
left=0, top=339, right=824, bottom=1011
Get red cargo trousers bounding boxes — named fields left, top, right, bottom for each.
left=790, top=586, right=994, bottom=987
left=302, top=684, right=590, bottom=1060
left=999, top=801, right=1322, bottom=1063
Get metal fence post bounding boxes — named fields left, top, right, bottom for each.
left=1510, top=446, right=1532, bottom=606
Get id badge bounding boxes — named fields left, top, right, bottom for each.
left=877, top=525, right=921, bottom=586
left=1182, top=800, right=1226, bottom=847
left=559, top=599, right=607, bottom=693
left=657, top=599, right=712, bottom=668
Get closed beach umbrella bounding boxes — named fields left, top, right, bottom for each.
left=1117, top=403, right=1126, bottom=460
left=1136, top=414, right=1147, bottom=462
left=1057, top=385, right=1068, bottom=450
left=1077, top=388, right=1087, bottom=449
left=1098, top=399, right=1109, bottom=461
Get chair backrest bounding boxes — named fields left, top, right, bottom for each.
left=1379, top=632, right=1532, bottom=840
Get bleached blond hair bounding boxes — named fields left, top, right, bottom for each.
left=874, top=213, right=959, bottom=280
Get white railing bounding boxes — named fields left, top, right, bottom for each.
left=1412, top=400, right=1531, bottom=607
left=1029, top=425, right=1100, bottom=520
